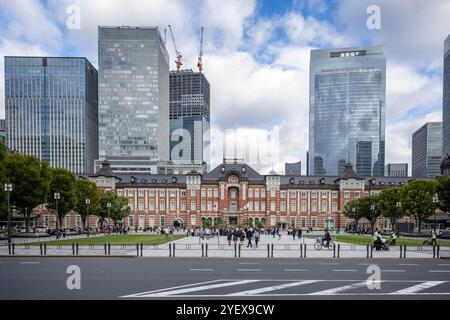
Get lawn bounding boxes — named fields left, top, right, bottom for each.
left=22, top=234, right=185, bottom=246
left=335, top=234, right=450, bottom=247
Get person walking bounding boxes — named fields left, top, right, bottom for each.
left=298, top=228, right=302, bottom=240
left=232, top=229, right=239, bottom=245
left=227, top=229, right=233, bottom=246
left=246, top=228, right=254, bottom=247
left=292, top=228, right=297, bottom=240
left=278, top=228, right=282, bottom=240
left=430, top=230, right=438, bottom=246
left=254, top=228, right=260, bottom=247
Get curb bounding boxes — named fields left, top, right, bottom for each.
left=0, top=255, right=135, bottom=258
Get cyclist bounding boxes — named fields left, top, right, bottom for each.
left=322, top=229, right=331, bottom=247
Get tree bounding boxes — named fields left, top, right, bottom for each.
left=98, top=191, right=129, bottom=228
left=0, top=142, right=8, bottom=221
left=436, top=176, right=450, bottom=214
left=378, top=187, right=403, bottom=231
left=343, top=196, right=381, bottom=234
left=47, top=168, right=77, bottom=231
left=4, top=153, right=50, bottom=231
left=74, top=179, right=100, bottom=229
left=400, top=180, right=437, bottom=233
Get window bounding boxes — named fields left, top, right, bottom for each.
left=190, top=216, right=196, bottom=225
left=355, top=192, right=360, bottom=198
left=170, top=190, right=176, bottom=197
left=270, top=190, right=276, bottom=197
left=149, top=201, right=155, bottom=210
left=312, top=191, right=317, bottom=198
left=301, top=216, right=306, bottom=228
left=214, top=201, right=218, bottom=211
left=280, top=202, right=286, bottom=211
left=170, top=201, right=176, bottom=211
left=160, top=216, right=165, bottom=226
left=139, top=201, right=144, bottom=210
left=214, top=189, right=218, bottom=197
left=181, top=201, right=186, bottom=211
left=117, top=190, right=123, bottom=196
left=207, top=189, right=212, bottom=197
left=159, top=190, right=165, bottom=197
left=291, top=191, right=296, bottom=198
left=344, top=192, right=350, bottom=198
left=191, top=189, right=196, bottom=197
left=281, top=191, right=286, bottom=198
left=301, top=202, right=306, bottom=212
left=271, top=201, right=276, bottom=211
left=128, top=190, right=133, bottom=196
left=128, top=216, right=134, bottom=226
left=332, top=202, right=337, bottom=211
left=191, top=201, right=196, bottom=211
left=255, top=189, right=260, bottom=197
left=322, top=192, right=327, bottom=198
left=312, top=201, right=317, bottom=211
left=291, top=201, right=296, bottom=211
left=159, top=201, right=165, bottom=210
left=139, top=190, right=144, bottom=197
left=261, top=202, right=266, bottom=211
left=201, top=201, right=206, bottom=211
left=291, top=217, right=296, bottom=227
left=322, top=202, right=327, bottom=211
left=207, top=201, right=212, bottom=211
left=181, top=190, right=186, bottom=197
left=248, top=189, right=253, bottom=197
left=364, top=192, right=369, bottom=197
left=332, top=192, right=338, bottom=198
left=76, top=216, right=81, bottom=227
left=201, top=189, right=206, bottom=197
left=311, top=217, right=317, bottom=228
left=149, top=190, right=155, bottom=197
left=261, top=189, right=265, bottom=197
left=128, top=202, right=133, bottom=210
left=254, top=201, right=259, bottom=211
left=301, top=192, right=306, bottom=198
left=249, top=201, right=253, bottom=211
left=270, top=216, right=276, bottom=226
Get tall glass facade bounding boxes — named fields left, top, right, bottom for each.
left=98, top=26, right=169, bottom=169
left=169, top=70, right=210, bottom=165
left=412, top=122, right=442, bottom=178
left=309, top=46, right=386, bottom=176
left=4, top=56, right=98, bottom=174
left=443, top=34, right=450, bottom=156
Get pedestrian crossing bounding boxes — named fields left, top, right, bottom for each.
left=121, top=279, right=450, bottom=298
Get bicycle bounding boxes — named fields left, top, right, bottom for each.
left=314, top=238, right=335, bottom=250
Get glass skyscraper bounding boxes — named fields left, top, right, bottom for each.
left=97, top=26, right=169, bottom=172
left=169, top=70, right=210, bottom=166
left=443, top=34, right=450, bottom=156
left=4, top=56, right=98, bottom=174
left=309, top=46, right=386, bottom=176
left=412, top=122, right=442, bottom=178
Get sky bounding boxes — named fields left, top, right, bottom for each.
left=0, top=0, right=449, bottom=175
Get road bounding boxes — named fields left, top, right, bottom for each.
left=1, top=257, right=450, bottom=299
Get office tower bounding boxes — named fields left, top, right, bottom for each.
left=443, top=34, right=450, bottom=156
left=306, top=151, right=309, bottom=175
left=285, top=161, right=301, bottom=175
left=386, top=163, right=408, bottom=177
left=4, top=56, right=98, bottom=174
left=0, top=119, right=5, bottom=143
left=412, top=122, right=442, bottom=178
left=169, top=69, right=210, bottom=165
left=97, top=26, right=169, bottom=172
left=309, top=46, right=386, bottom=176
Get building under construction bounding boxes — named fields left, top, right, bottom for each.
left=169, top=69, right=210, bottom=166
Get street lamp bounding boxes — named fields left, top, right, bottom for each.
left=370, top=204, right=376, bottom=234
left=396, top=201, right=401, bottom=233
left=433, top=193, right=439, bottom=234
left=352, top=207, right=357, bottom=234
left=85, top=198, right=91, bottom=237
left=107, top=202, right=111, bottom=235
left=54, top=192, right=60, bottom=239
left=4, top=183, right=13, bottom=245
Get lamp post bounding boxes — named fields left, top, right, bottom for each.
left=4, top=183, right=13, bottom=245
left=54, top=192, right=60, bottom=239
left=370, top=204, right=376, bottom=234
left=352, top=207, right=357, bottom=234
left=85, top=198, right=91, bottom=237
left=433, top=193, right=439, bottom=234
left=107, top=202, right=111, bottom=235
left=396, top=201, right=401, bottom=233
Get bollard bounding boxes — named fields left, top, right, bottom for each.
left=169, top=243, right=172, bottom=257
left=136, top=244, right=139, bottom=257
left=300, top=244, right=303, bottom=258
left=370, top=245, right=373, bottom=258
left=337, top=244, right=340, bottom=258
left=206, top=243, right=208, bottom=257
left=271, top=244, right=274, bottom=258
left=333, top=245, right=336, bottom=258
left=234, top=243, right=237, bottom=258
left=433, top=245, right=436, bottom=259
left=12, top=243, right=15, bottom=255
left=173, top=243, right=176, bottom=257
left=304, top=243, right=307, bottom=258
left=43, top=244, right=46, bottom=255
left=8, top=243, right=11, bottom=255
left=108, top=243, right=111, bottom=255
left=40, top=243, right=43, bottom=256
left=400, top=245, right=403, bottom=258
left=239, top=244, right=241, bottom=258
left=140, top=243, right=143, bottom=257
left=72, top=243, right=75, bottom=255
left=104, top=244, right=107, bottom=255
left=403, top=245, right=406, bottom=258
left=267, top=243, right=270, bottom=258
left=202, top=243, right=204, bottom=257
left=437, top=245, right=440, bottom=259
left=76, top=243, right=79, bottom=255
left=367, top=245, right=370, bottom=258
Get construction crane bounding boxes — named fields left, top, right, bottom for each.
left=168, top=24, right=182, bottom=71
left=197, top=26, right=204, bottom=72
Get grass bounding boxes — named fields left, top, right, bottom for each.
left=335, top=234, right=450, bottom=247
left=21, top=234, right=185, bottom=246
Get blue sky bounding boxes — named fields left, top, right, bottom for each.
left=0, top=0, right=449, bottom=174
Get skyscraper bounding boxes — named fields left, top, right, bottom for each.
left=4, top=56, right=98, bottom=174
left=285, top=161, right=301, bottom=175
left=309, top=46, right=386, bottom=176
left=97, top=26, right=169, bottom=172
left=169, top=69, right=210, bottom=165
left=386, top=163, right=408, bottom=177
left=412, top=122, right=442, bottom=178
left=443, top=34, right=450, bottom=156
left=0, top=119, right=5, bottom=143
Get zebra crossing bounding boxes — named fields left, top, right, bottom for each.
left=121, top=279, right=450, bottom=298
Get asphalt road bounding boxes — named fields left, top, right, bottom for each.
left=1, top=257, right=450, bottom=300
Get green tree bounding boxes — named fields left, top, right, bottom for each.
left=0, top=142, right=8, bottom=221
left=343, top=196, right=381, bottom=234
left=436, top=176, right=450, bottom=214
left=202, top=218, right=212, bottom=228
left=213, top=217, right=223, bottom=227
left=4, top=153, right=50, bottom=231
left=400, top=180, right=437, bottom=233
left=98, top=190, right=129, bottom=230
left=378, top=187, right=403, bottom=231
left=47, top=168, right=77, bottom=232
left=74, top=179, right=100, bottom=229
